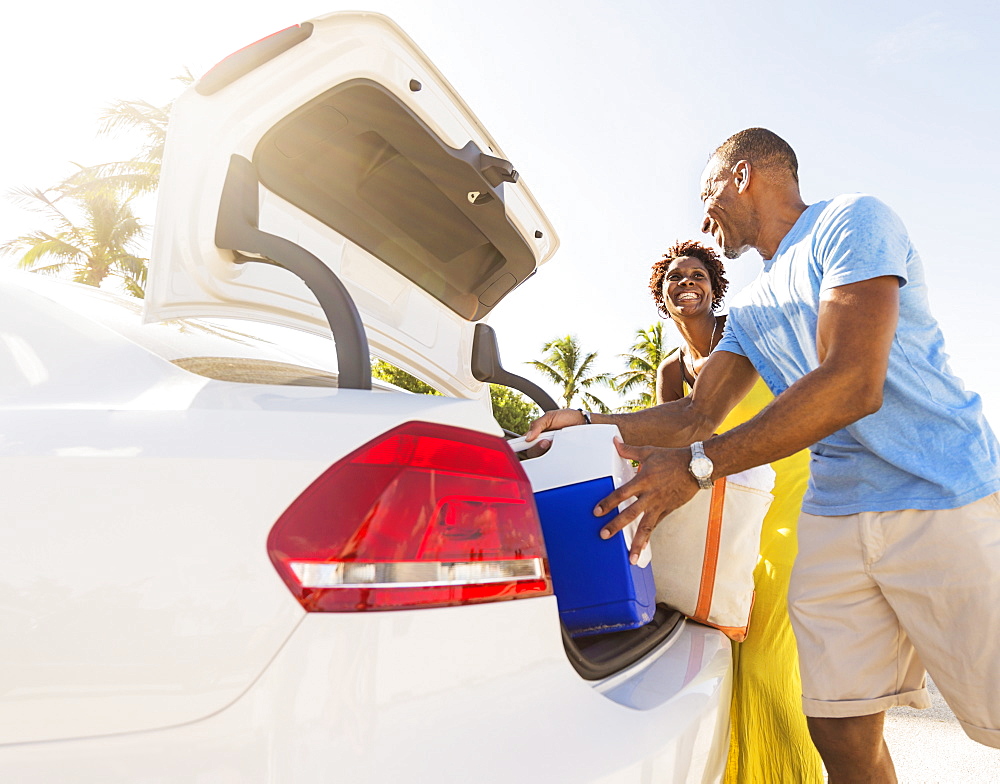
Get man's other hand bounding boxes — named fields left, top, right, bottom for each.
left=596, top=440, right=700, bottom=564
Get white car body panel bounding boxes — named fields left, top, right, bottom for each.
left=1, top=601, right=730, bottom=783
left=0, top=274, right=730, bottom=780
left=0, top=275, right=497, bottom=743
left=0, top=10, right=732, bottom=781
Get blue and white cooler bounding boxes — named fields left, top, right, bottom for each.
left=509, top=425, right=656, bottom=637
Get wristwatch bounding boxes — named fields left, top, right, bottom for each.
left=688, top=441, right=714, bottom=490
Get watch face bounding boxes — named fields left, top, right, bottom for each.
left=690, top=456, right=713, bottom=479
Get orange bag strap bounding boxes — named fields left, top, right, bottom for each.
left=694, top=477, right=727, bottom=620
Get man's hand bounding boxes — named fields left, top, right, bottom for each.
left=524, top=408, right=588, bottom=442
left=596, top=440, right=700, bottom=564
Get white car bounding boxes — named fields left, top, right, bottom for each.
left=0, top=11, right=731, bottom=782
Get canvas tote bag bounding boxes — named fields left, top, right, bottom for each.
left=648, top=465, right=775, bottom=642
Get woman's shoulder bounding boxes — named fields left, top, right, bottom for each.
left=658, top=348, right=682, bottom=369
left=657, top=349, right=683, bottom=380
left=657, top=349, right=685, bottom=403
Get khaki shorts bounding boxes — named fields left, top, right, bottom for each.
left=788, top=491, right=1000, bottom=748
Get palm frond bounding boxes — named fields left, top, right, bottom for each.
left=6, top=186, right=76, bottom=232
left=612, top=324, right=676, bottom=408
left=0, top=230, right=53, bottom=256
left=582, top=391, right=611, bottom=414
left=117, top=271, right=147, bottom=298
left=61, top=161, right=160, bottom=197
left=528, top=334, right=613, bottom=409
left=613, top=370, right=649, bottom=394
left=173, top=67, right=196, bottom=87
left=113, top=254, right=149, bottom=295
left=525, top=359, right=567, bottom=387
left=16, top=259, right=80, bottom=277
left=96, top=99, right=170, bottom=141
left=11, top=233, right=86, bottom=269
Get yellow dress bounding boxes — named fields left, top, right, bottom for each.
left=716, top=379, right=825, bottom=784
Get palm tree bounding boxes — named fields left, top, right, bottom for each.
left=527, top=335, right=612, bottom=413
left=1, top=177, right=147, bottom=296
left=614, top=322, right=677, bottom=411
left=2, top=72, right=193, bottom=297
left=61, top=71, right=194, bottom=199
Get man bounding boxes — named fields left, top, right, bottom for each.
left=525, top=128, right=1000, bottom=782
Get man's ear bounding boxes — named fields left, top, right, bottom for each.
left=733, top=160, right=751, bottom=193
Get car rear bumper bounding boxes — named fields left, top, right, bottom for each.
left=0, top=597, right=731, bottom=783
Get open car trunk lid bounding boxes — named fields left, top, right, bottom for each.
left=144, top=11, right=558, bottom=397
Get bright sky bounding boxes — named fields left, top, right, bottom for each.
left=2, top=0, right=998, bottom=423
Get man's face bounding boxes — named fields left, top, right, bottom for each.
left=699, top=158, right=753, bottom=260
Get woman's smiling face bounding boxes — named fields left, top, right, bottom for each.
left=662, top=255, right=714, bottom=319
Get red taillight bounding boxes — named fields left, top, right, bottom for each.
left=267, top=421, right=552, bottom=611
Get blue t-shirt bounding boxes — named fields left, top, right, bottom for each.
left=715, top=194, right=1000, bottom=515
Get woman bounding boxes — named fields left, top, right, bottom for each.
left=650, top=239, right=824, bottom=784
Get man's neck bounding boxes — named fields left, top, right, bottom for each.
left=755, top=192, right=809, bottom=261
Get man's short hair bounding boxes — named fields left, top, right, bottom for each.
left=711, top=128, right=799, bottom=183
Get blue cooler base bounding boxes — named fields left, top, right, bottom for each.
left=534, top=476, right=656, bottom=637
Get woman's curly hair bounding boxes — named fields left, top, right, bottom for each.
left=649, top=239, right=728, bottom=318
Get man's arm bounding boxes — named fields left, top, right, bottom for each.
left=524, top=349, right=759, bottom=445
left=703, top=274, right=899, bottom=475
left=599, top=275, right=900, bottom=562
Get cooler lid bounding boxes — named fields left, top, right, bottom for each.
left=509, top=425, right=636, bottom=493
